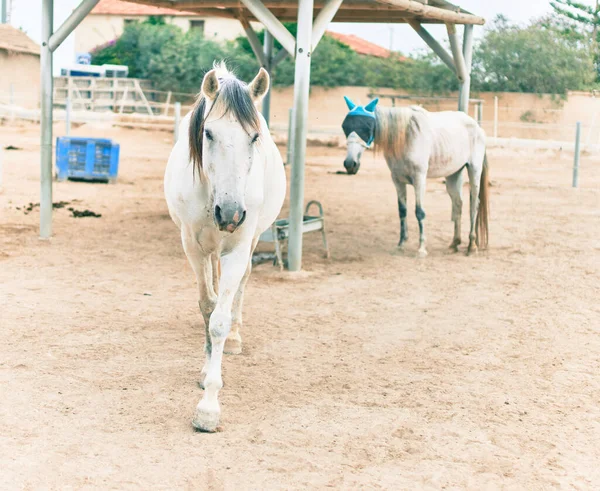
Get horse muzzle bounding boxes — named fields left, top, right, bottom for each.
left=344, top=158, right=360, bottom=175
left=214, top=204, right=247, bottom=233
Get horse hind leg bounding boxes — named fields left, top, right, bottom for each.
left=466, top=158, right=483, bottom=255
left=445, top=168, right=464, bottom=252
left=414, top=173, right=427, bottom=257
left=394, top=180, right=409, bottom=249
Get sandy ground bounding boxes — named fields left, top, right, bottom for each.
left=1, top=122, right=599, bottom=490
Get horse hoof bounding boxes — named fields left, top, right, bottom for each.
left=449, top=240, right=461, bottom=252
left=417, top=248, right=428, bottom=258
left=192, top=402, right=220, bottom=433
left=224, top=335, right=242, bottom=355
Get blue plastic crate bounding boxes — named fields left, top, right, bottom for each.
left=56, top=137, right=120, bottom=183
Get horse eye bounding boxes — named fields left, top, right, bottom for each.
left=251, top=133, right=259, bottom=144
left=204, top=129, right=213, bottom=141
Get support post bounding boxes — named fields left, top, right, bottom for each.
left=0, top=146, right=3, bottom=192
left=287, top=0, right=314, bottom=271
left=1, top=0, right=7, bottom=24
left=66, top=93, right=72, bottom=136
left=262, top=30, right=274, bottom=126
left=573, top=121, right=581, bottom=188
left=447, top=23, right=470, bottom=113
left=174, top=102, right=181, bottom=143
left=493, top=95, right=498, bottom=138
left=40, top=0, right=53, bottom=239
left=286, top=107, right=294, bottom=165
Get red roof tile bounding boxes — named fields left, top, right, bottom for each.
left=327, top=31, right=405, bottom=60
left=92, top=0, right=197, bottom=16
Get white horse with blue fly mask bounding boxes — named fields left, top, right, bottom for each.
left=164, top=62, right=286, bottom=432
left=342, top=96, right=489, bottom=257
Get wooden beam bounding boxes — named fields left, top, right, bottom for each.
left=408, top=21, right=455, bottom=74
left=239, top=17, right=268, bottom=66
left=126, top=0, right=485, bottom=24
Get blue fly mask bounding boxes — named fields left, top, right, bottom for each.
left=341, top=96, right=379, bottom=147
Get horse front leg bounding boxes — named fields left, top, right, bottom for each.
left=414, top=173, right=428, bottom=257
left=193, top=240, right=252, bottom=432
left=181, top=231, right=217, bottom=389
left=394, top=180, right=409, bottom=249
left=225, top=239, right=257, bottom=354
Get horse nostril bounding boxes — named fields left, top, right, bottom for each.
left=238, top=209, right=247, bottom=226
left=214, top=205, right=223, bottom=224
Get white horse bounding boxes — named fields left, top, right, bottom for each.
left=342, top=97, right=489, bottom=256
left=164, top=62, right=286, bottom=431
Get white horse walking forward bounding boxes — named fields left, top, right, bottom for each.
left=342, top=97, right=489, bottom=256
left=164, top=62, right=286, bottom=431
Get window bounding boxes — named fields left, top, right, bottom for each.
left=190, top=20, right=205, bottom=36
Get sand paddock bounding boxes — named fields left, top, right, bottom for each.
left=1, top=122, right=599, bottom=489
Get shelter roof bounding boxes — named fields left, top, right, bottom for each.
left=0, top=24, right=40, bottom=56
left=92, top=0, right=197, bottom=16
left=125, top=0, right=484, bottom=24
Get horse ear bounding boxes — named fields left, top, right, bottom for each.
left=201, top=69, right=219, bottom=101
left=248, top=67, right=270, bottom=104
left=344, top=96, right=356, bottom=111
left=365, top=98, right=379, bottom=112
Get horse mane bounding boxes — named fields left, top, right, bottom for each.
left=374, top=106, right=424, bottom=160
left=188, top=62, right=261, bottom=179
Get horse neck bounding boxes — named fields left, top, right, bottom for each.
left=374, top=106, right=413, bottom=157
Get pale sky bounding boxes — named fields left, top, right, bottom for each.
left=3, top=0, right=592, bottom=74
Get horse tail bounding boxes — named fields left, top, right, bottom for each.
left=476, top=152, right=489, bottom=249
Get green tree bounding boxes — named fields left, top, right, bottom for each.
left=472, top=15, right=595, bottom=93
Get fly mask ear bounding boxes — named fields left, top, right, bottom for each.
left=201, top=69, right=220, bottom=101
left=365, top=98, right=379, bottom=112
left=344, top=96, right=356, bottom=111
left=248, top=67, right=270, bottom=104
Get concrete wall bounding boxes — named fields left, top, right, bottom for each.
left=0, top=51, right=40, bottom=109
left=75, top=15, right=255, bottom=53
left=266, top=86, right=600, bottom=143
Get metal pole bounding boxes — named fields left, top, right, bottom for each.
left=174, top=102, right=181, bottom=142
left=1, top=0, right=7, bottom=24
left=286, top=107, right=294, bottom=165
left=477, top=101, right=482, bottom=126
left=573, top=121, right=581, bottom=188
left=0, top=146, right=3, bottom=192
left=287, top=0, right=314, bottom=271
left=262, top=30, right=274, bottom=127
left=40, top=0, right=53, bottom=239
left=493, top=95, right=498, bottom=138
left=65, top=85, right=72, bottom=136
